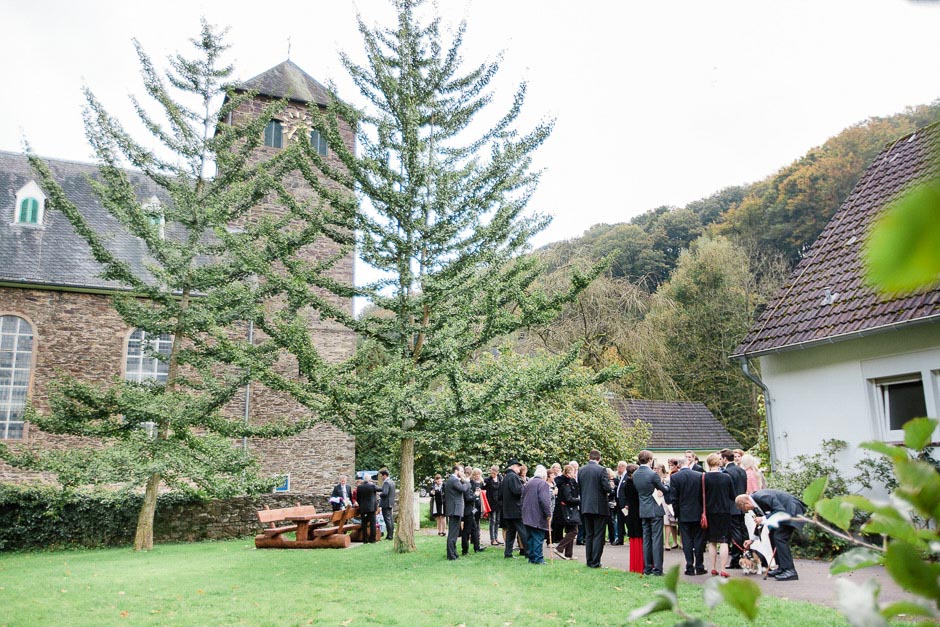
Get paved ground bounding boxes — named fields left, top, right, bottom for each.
left=551, top=539, right=907, bottom=610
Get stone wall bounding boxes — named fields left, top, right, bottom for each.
left=0, top=285, right=354, bottom=499
left=155, top=493, right=330, bottom=543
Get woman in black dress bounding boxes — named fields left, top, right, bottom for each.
left=703, top=453, right=736, bottom=577
left=483, top=465, right=503, bottom=545
left=552, top=464, right=580, bottom=559
left=429, top=474, right=446, bottom=536
left=625, top=463, right=644, bottom=573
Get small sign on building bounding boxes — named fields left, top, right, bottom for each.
left=273, top=474, right=290, bottom=493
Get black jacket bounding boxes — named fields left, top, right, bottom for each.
left=499, top=469, right=524, bottom=520
left=666, top=467, right=704, bottom=523
left=357, top=481, right=378, bottom=514
left=703, top=471, right=736, bottom=516
left=723, top=463, right=748, bottom=515
left=578, top=460, right=613, bottom=516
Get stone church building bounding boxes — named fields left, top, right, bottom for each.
left=0, top=61, right=356, bottom=498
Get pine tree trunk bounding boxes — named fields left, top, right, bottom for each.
left=393, top=437, right=417, bottom=553
left=134, top=471, right=161, bottom=551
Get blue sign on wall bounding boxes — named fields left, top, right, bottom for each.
left=273, top=474, right=290, bottom=493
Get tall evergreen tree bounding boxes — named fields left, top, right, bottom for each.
left=243, top=0, right=610, bottom=552
left=2, top=22, right=347, bottom=550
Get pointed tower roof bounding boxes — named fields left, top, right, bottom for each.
left=236, top=60, right=330, bottom=106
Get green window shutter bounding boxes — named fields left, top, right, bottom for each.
left=18, top=198, right=39, bottom=223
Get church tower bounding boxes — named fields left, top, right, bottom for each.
left=228, top=61, right=358, bottom=494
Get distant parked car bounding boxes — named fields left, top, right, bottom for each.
left=356, top=470, right=378, bottom=482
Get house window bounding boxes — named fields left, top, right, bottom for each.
left=13, top=181, right=46, bottom=225
left=125, top=329, right=172, bottom=384
left=142, top=196, right=165, bottom=239
left=878, top=376, right=928, bottom=437
left=0, top=315, right=33, bottom=440
left=310, top=129, right=328, bottom=156
left=264, top=120, right=283, bottom=149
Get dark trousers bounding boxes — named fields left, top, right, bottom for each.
left=489, top=510, right=501, bottom=542
left=582, top=513, right=607, bottom=568
left=525, top=526, right=546, bottom=563
left=503, top=518, right=529, bottom=557
left=729, top=514, right=746, bottom=564
left=615, top=510, right=627, bottom=543
left=554, top=524, right=579, bottom=558
left=770, top=525, right=796, bottom=571
left=607, top=509, right=618, bottom=542
left=461, top=512, right=481, bottom=553
left=641, top=516, right=665, bottom=574
left=361, top=511, right=377, bottom=543
left=382, top=507, right=394, bottom=540
left=446, top=515, right=462, bottom=559
left=677, top=520, right=705, bottom=572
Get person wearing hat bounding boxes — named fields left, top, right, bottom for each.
left=498, top=459, right=529, bottom=559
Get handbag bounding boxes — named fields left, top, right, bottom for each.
left=480, top=491, right=492, bottom=518
left=700, top=473, right=709, bottom=529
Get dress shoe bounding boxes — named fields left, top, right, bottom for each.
left=695, top=568, right=708, bottom=576
left=684, top=569, right=695, bottom=576
left=652, top=571, right=664, bottom=576
left=553, top=549, right=570, bottom=560
left=720, top=571, right=730, bottom=578
left=774, top=570, right=799, bottom=581
left=766, top=568, right=781, bottom=577
left=475, top=547, right=487, bottom=553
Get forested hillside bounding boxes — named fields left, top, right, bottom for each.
left=529, top=102, right=940, bottom=447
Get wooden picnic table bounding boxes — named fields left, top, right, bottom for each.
left=283, top=512, right=333, bottom=542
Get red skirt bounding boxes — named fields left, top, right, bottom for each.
left=629, top=537, right=645, bottom=573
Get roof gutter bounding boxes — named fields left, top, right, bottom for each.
left=730, top=313, right=940, bottom=360
left=737, top=356, right=778, bottom=472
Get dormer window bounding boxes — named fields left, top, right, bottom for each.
left=142, top=196, right=165, bottom=239
left=310, top=129, right=328, bottom=156
left=264, top=120, right=284, bottom=149
left=13, top=181, right=46, bottom=225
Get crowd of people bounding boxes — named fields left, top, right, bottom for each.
left=424, top=448, right=807, bottom=580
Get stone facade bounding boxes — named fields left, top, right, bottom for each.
left=0, top=62, right=358, bottom=501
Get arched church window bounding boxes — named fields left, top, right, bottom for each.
left=0, top=315, right=34, bottom=440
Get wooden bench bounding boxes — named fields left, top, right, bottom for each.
left=256, top=504, right=316, bottom=542
left=254, top=504, right=364, bottom=549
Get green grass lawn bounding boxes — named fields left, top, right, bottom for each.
left=0, top=534, right=844, bottom=626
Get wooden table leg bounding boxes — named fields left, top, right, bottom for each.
left=296, top=521, right=310, bottom=542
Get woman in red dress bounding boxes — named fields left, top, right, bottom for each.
left=625, top=463, right=644, bottom=573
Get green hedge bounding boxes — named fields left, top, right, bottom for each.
left=0, top=484, right=198, bottom=551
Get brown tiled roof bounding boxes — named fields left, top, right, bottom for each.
left=609, top=397, right=741, bottom=450
left=732, top=122, right=940, bottom=357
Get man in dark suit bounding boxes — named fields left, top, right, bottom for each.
left=330, top=475, right=353, bottom=511
left=633, top=450, right=670, bottom=576
left=614, top=460, right=628, bottom=545
left=736, top=489, right=807, bottom=581
left=684, top=450, right=704, bottom=473
left=720, top=449, right=748, bottom=568
left=578, top=449, right=614, bottom=568
left=499, top=459, right=528, bottom=559
left=356, top=474, right=379, bottom=543
left=667, top=456, right=706, bottom=575
left=444, top=464, right=469, bottom=560
left=378, top=468, right=396, bottom=541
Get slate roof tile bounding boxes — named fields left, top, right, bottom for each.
left=608, top=397, right=741, bottom=450
left=732, top=122, right=940, bottom=357
left=0, top=151, right=170, bottom=291
left=235, top=60, right=331, bottom=106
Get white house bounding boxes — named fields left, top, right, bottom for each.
left=731, top=121, right=940, bottom=474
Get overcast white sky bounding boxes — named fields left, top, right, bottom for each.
left=3, top=0, right=939, bottom=251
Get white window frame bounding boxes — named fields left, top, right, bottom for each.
left=863, top=348, right=940, bottom=444
left=0, top=315, right=34, bottom=440
left=13, top=181, right=46, bottom=226
left=125, top=329, right=173, bottom=384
